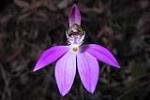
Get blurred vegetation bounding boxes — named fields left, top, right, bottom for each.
left=0, top=0, right=150, bottom=100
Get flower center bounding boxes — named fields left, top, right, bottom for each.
left=66, top=24, right=85, bottom=47
left=72, top=47, right=78, bottom=52
left=70, top=44, right=79, bottom=53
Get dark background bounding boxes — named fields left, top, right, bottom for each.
left=0, top=0, right=150, bottom=100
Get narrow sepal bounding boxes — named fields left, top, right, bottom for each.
left=33, top=46, right=69, bottom=71
left=69, top=4, right=81, bottom=27
left=84, top=44, right=120, bottom=68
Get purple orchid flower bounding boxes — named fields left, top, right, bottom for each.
left=33, top=3, right=120, bottom=96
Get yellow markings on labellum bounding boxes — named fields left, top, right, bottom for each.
left=70, top=44, right=79, bottom=53
left=72, top=47, right=78, bottom=52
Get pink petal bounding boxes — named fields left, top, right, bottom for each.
left=69, top=4, right=81, bottom=27
left=77, top=52, right=99, bottom=93
left=84, top=44, right=120, bottom=68
left=33, top=46, right=69, bottom=72
left=55, top=51, right=76, bottom=96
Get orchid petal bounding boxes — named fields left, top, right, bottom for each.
left=33, top=46, right=69, bottom=72
left=77, top=52, right=99, bottom=93
left=69, top=4, right=81, bottom=27
left=84, top=44, right=120, bottom=68
left=55, top=51, right=76, bottom=96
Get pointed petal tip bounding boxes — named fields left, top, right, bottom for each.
left=33, top=69, right=36, bottom=72
left=33, top=62, right=45, bottom=72
left=112, top=61, right=120, bottom=68
left=72, top=3, right=78, bottom=9
left=104, top=59, right=120, bottom=69
left=61, top=93, right=65, bottom=97
left=60, top=90, right=68, bottom=96
left=73, top=3, right=77, bottom=7
left=58, top=83, right=72, bottom=97
left=84, top=86, right=96, bottom=94
left=90, top=89, right=95, bottom=94
left=115, top=64, right=120, bottom=69
left=87, top=88, right=95, bottom=94
left=33, top=67, right=39, bottom=72
left=33, top=65, right=42, bottom=72
left=116, top=62, right=120, bottom=68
